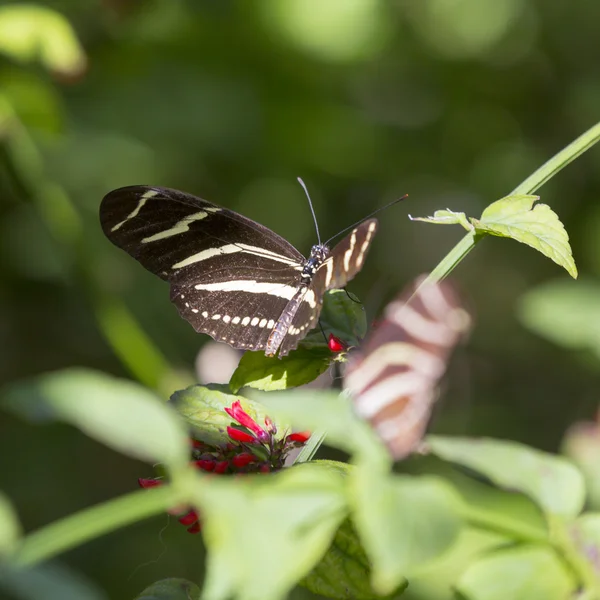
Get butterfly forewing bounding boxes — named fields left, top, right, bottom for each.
left=100, top=185, right=379, bottom=356
left=345, top=277, right=470, bottom=459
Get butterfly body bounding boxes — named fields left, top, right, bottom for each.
left=100, top=185, right=377, bottom=357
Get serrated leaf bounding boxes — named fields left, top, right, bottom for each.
left=471, top=194, right=577, bottom=278
left=302, top=519, right=408, bottom=599
left=2, top=368, right=189, bottom=469
left=0, top=492, right=20, bottom=557
left=0, top=6, right=86, bottom=76
left=427, top=436, right=585, bottom=518
left=194, top=462, right=348, bottom=600
left=456, top=546, right=575, bottom=600
left=229, top=346, right=332, bottom=392
left=518, top=278, right=600, bottom=359
left=135, top=578, right=201, bottom=600
left=409, top=209, right=472, bottom=231
left=169, top=384, right=288, bottom=446
left=351, top=468, right=462, bottom=595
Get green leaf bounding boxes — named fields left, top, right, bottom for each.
left=0, top=562, right=105, bottom=600
left=169, top=383, right=289, bottom=446
left=518, top=278, right=600, bottom=360
left=569, top=514, right=600, bottom=584
left=456, top=546, right=576, bottom=600
left=302, top=519, right=408, bottom=599
left=562, top=420, right=600, bottom=510
left=2, top=368, right=189, bottom=470
left=229, top=346, right=332, bottom=392
left=471, top=194, right=577, bottom=278
left=0, top=6, right=86, bottom=76
left=135, top=578, right=201, bottom=600
left=409, top=209, right=472, bottom=231
left=255, top=390, right=391, bottom=467
left=0, top=492, right=20, bottom=557
left=320, top=289, right=368, bottom=347
left=427, top=436, right=585, bottom=519
left=351, top=468, right=462, bottom=595
left=193, top=462, right=348, bottom=600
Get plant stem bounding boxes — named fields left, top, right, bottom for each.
left=14, top=486, right=178, bottom=567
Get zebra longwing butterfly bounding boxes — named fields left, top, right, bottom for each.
left=100, top=186, right=378, bottom=357
left=345, top=277, right=470, bottom=459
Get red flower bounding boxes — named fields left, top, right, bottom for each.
left=232, top=453, right=256, bottom=468
left=225, top=401, right=268, bottom=441
left=178, top=510, right=199, bottom=526
left=195, top=459, right=216, bottom=472
left=214, top=460, right=229, bottom=474
left=227, top=426, right=257, bottom=444
left=328, top=334, right=347, bottom=352
left=138, top=478, right=162, bottom=488
left=287, top=431, right=311, bottom=443
left=187, top=522, right=201, bottom=534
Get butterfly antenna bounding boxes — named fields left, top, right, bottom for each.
left=297, top=177, right=322, bottom=245
left=324, top=193, right=409, bottom=246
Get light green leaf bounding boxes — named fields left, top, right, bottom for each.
left=562, top=420, right=600, bottom=510
left=0, top=492, right=21, bottom=557
left=409, top=209, right=472, bottom=231
left=169, top=384, right=289, bottom=446
left=472, top=194, right=577, bottom=278
left=229, top=346, right=332, bottom=392
left=301, top=518, right=408, bottom=599
left=2, top=368, right=189, bottom=470
left=568, top=513, right=600, bottom=584
left=0, top=6, right=86, bottom=76
left=518, top=278, right=600, bottom=360
left=255, top=390, right=391, bottom=467
left=135, top=578, right=201, bottom=600
left=427, top=436, right=585, bottom=519
left=194, top=462, right=348, bottom=600
left=456, top=546, right=576, bottom=600
left=351, top=468, right=462, bottom=595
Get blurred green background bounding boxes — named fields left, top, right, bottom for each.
left=2, top=0, right=600, bottom=598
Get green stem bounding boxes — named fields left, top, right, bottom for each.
left=14, top=486, right=178, bottom=567
left=423, top=119, right=600, bottom=282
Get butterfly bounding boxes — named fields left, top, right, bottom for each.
left=100, top=185, right=378, bottom=357
left=345, top=276, right=470, bottom=459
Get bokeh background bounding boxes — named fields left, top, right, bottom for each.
left=2, top=1, right=600, bottom=598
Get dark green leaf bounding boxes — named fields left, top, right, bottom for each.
left=302, top=519, right=408, bottom=599
left=229, top=346, right=332, bottom=392
left=2, top=368, right=189, bottom=469
left=193, top=462, right=348, bottom=600
left=427, top=436, right=585, bottom=518
left=456, top=546, right=575, bottom=600
left=135, top=578, right=201, bottom=600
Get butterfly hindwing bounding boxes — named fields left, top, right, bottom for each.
left=345, top=277, right=470, bottom=459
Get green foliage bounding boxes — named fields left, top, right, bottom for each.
left=0, top=493, right=20, bottom=557
left=2, top=368, right=190, bottom=470
left=135, top=578, right=201, bottom=600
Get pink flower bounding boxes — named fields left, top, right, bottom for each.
left=225, top=401, right=269, bottom=441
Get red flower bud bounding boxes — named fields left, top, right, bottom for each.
left=195, top=459, right=216, bottom=472
left=178, top=510, right=199, bottom=526
left=328, top=334, right=347, bottom=353
left=227, top=426, right=257, bottom=443
left=214, top=460, right=229, bottom=474
left=287, top=431, right=311, bottom=443
left=187, top=522, right=202, bottom=534
left=138, top=478, right=162, bottom=488
left=232, top=453, right=256, bottom=468
left=259, top=464, right=271, bottom=473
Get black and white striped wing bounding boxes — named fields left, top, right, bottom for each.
left=344, top=277, right=470, bottom=460
left=100, top=186, right=305, bottom=351
left=276, top=219, right=379, bottom=356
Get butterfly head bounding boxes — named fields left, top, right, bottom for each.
left=301, top=244, right=330, bottom=283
